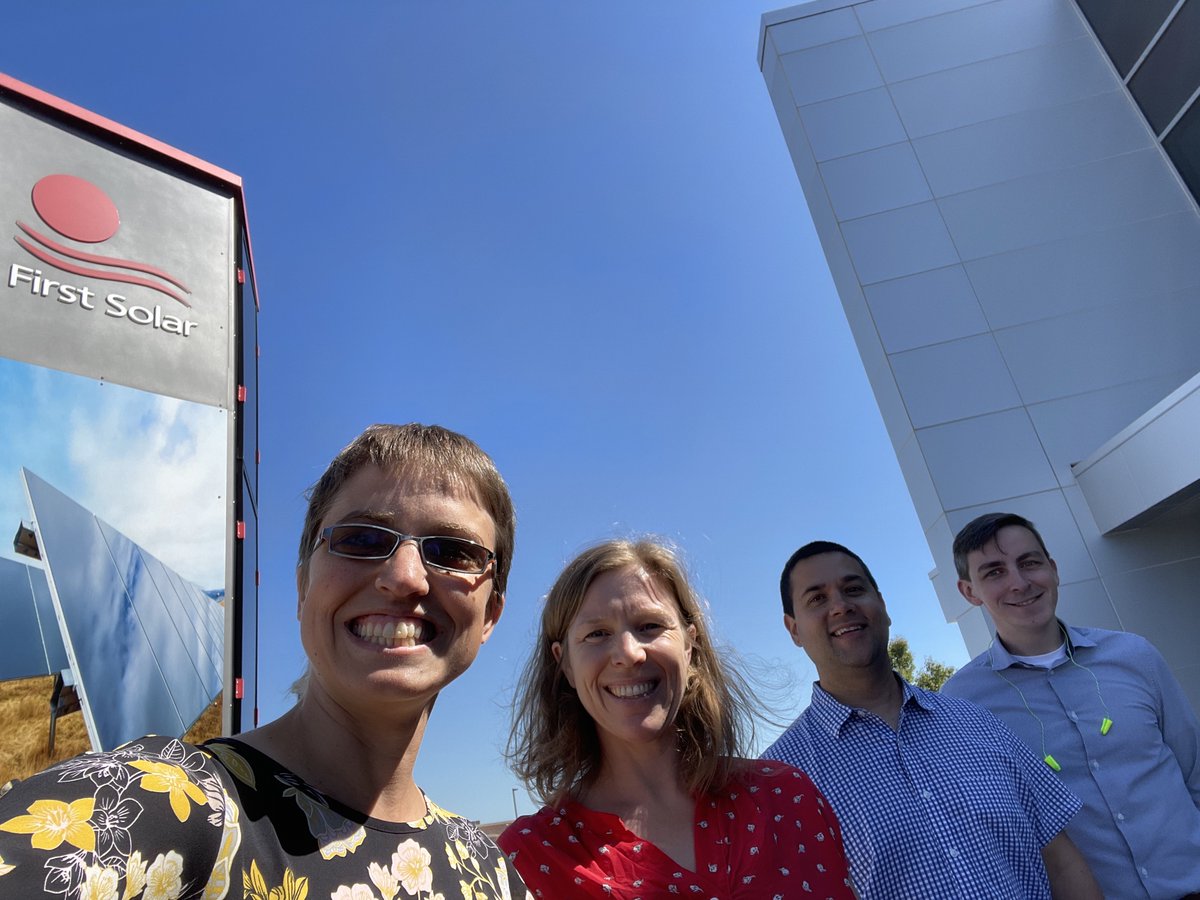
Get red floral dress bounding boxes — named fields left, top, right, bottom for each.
left=500, top=760, right=854, bottom=899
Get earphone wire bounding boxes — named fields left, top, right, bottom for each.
left=988, top=622, right=1114, bottom=770
left=1061, top=623, right=1113, bottom=725
left=989, top=639, right=1054, bottom=766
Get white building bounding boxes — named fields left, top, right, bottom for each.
left=758, top=0, right=1200, bottom=707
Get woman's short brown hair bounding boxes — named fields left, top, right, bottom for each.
left=507, top=538, right=755, bottom=803
left=297, top=423, right=515, bottom=595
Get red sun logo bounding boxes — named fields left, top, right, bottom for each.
left=32, top=174, right=121, bottom=243
left=15, top=174, right=192, bottom=307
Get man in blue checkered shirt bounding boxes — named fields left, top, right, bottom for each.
left=761, top=540, right=1102, bottom=899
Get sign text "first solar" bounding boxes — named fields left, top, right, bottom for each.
left=6, top=264, right=198, bottom=337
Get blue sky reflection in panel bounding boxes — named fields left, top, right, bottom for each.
left=22, top=468, right=221, bottom=748
left=0, top=556, right=66, bottom=679
left=137, top=549, right=222, bottom=694
left=98, top=521, right=213, bottom=730
left=168, top=567, right=225, bottom=693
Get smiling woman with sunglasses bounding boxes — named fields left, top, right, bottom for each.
left=0, top=423, right=532, bottom=900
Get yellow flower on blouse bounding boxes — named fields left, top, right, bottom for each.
left=0, top=854, right=15, bottom=876
left=80, top=864, right=119, bottom=900
left=130, top=761, right=208, bottom=823
left=243, top=861, right=309, bottom=900
left=123, top=851, right=148, bottom=900
left=368, top=860, right=398, bottom=900
left=267, top=867, right=308, bottom=900
left=0, top=797, right=96, bottom=851
left=245, top=859, right=271, bottom=900
left=143, top=850, right=184, bottom=900
left=330, top=885, right=375, bottom=900
left=391, top=839, right=433, bottom=895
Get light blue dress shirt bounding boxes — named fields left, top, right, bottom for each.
left=943, top=623, right=1200, bottom=899
left=762, top=678, right=1079, bottom=899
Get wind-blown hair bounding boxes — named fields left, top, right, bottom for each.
left=297, top=423, right=515, bottom=595
left=952, top=512, right=1048, bottom=580
left=507, top=538, right=756, bottom=804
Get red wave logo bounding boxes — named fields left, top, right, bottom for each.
left=15, top=174, right=192, bottom=308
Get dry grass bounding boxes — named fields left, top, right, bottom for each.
left=0, top=677, right=223, bottom=786
left=0, top=676, right=89, bottom=786
left=184, top=696, right=223, bottom=744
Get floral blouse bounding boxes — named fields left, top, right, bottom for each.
left=0, top=735, right=530, bottom=900
left=499, top=760, right=855, bottom=899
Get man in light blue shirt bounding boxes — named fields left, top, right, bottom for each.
left=944, top=512, right=1200, bottom=899
left=762, top=540, right=1101, bottom=899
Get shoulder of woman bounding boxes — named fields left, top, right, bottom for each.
left=498, top=804, right=566, bottom=850
left=0, top=735, right=230, bottom=897
left=718, top=757, right=815, bottom=788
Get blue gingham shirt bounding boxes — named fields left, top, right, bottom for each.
left=762, top=678, right=1080, bottom=899
left=943, top=624, right=1200, bottom=899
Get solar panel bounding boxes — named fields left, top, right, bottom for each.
left=0, top=555, right=68, bottom=680
left=22, top=468, right=224, bottom=750
left=137, top=550, right=222, bottom=693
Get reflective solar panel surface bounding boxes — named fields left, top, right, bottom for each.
left=23, top=468, right=224, bottom=750
left=0, top=555, right=68, bottom=680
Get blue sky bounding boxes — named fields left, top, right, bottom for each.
left=3, top=1, right=969, bottom=823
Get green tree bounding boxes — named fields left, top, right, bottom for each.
left=888, top=636, right=916, bottom=682
left=888, top=636, right=956, bottom=692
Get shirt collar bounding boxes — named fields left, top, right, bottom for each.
left=986, top=619, right=1098, bottom=670
left=808, top=675, right=930, bottom=737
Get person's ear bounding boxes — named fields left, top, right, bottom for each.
left=552, top=640, right=575, bottom=688
left=783, top=613, right=804, bottom=649
left=480, top=591, right=504, bottom=644
left=296, top=565, right=306, bottom=620
left=958, top=579, right=984, bottom=607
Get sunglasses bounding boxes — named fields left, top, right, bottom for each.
left=315, top=523, right=495, bottom=575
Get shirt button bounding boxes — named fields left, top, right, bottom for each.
left=1117, top=813, right=1125, bottom=821
left=921, top=789, right=932, bottom=800
left=1140, top=867, right=1148, bottom=876
left=1090, top=759, right=1100, bottom=770
left=1068, top=711, right=1078, bottom=721
left=948, top=848, right=959, bottom=858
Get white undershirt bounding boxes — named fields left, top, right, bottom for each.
left=1010, top=642, right=1067, bottom=669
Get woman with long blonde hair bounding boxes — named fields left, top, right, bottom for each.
left=502, top=538, right=854, bottom=898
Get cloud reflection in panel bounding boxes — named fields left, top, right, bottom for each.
left=20, top=468, right=223, bottom=751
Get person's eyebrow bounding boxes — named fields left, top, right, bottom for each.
left=973, top=556, right=1005, bottom=576
left=423, top=520, right=488, bottom=541
left=333, top=508, right=393, bottom=524
left=800, top=574, right=863, bottom=596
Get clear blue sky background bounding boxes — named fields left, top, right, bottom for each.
left=4, top=1, right=968, bottom=823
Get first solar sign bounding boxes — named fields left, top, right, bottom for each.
left=0, top=80, right=235, bottom=409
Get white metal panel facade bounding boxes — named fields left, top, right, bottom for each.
left=760, top=0, right=1200, bottom=707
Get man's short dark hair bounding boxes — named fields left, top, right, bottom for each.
left=779, top=541, right=879, bottom=615
left=952, top=512, right=1050, bottom=580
